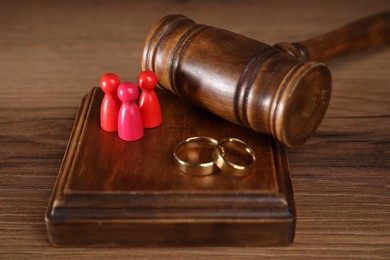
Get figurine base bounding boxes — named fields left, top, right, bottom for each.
left=45, top=87, right=295, bottom=247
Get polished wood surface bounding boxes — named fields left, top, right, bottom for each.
left=1, top=0, right=389, bottom=258
left=46, top=87, right=295, bottom=247
left=277, top=11, right=390, bottom=61
left=142, top=14, right=332, bottom=147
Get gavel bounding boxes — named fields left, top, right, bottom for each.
left=141, top=12, right=390, bottom=147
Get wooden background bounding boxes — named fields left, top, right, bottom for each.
left=0, top=0, right=389, bottom=258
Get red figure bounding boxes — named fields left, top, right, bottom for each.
left=138, top=71, right=162, bottom=128
left=100, top=73, right=121, bottom=132
left=117, top=82, right=144, bottom=141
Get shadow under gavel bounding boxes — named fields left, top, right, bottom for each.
left=142, top=12, right=390, bottom=147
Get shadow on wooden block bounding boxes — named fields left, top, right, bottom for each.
left=45, top=87, right=295, bottom=247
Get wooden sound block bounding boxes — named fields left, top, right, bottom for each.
left=45, top=87, right=295, bottom=247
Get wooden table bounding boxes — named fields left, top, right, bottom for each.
left=1, top=0, right=389, bottom=258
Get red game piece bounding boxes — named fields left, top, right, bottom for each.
left=117, top=82, right=144, bottom=141
left=100, top=73, right=121, bottom=132
left=138, top=71, right=162, bottom=128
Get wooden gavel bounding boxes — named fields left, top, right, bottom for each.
left=141, top=12, right=390, bottom=147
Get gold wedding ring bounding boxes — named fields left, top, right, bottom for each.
left=215, top=138, right=256, bottom=177
left=174, top=137, right=256, bottom=177
left=173, top=136, right=219, bottom=176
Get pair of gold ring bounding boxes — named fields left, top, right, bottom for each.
left=173, top=136, right=256, bottom=177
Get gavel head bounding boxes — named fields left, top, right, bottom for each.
left=142, top=15, right=332, bottom=147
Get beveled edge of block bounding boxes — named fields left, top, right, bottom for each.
left=45, top=87, right=296, bottom=247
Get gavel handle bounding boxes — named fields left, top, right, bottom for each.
left=276, top=11, right=390, bottom=61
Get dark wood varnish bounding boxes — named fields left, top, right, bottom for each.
left=142, top=12, right=389, bottom=147
left=141, top=15, right=332, bottom=148
left=45, top=88, right=295, bottom=247
left=276, top=11, right=390, bottom=61
left=2, top=1, right=390, bottom=258
left=142, top=15, right=333, bottom=147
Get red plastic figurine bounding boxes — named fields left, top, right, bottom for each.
left=117, top=82, right=144, bottom=141
left=100, top=73, right=121, bottom=132
left=138, top=71, right=162, bottom=128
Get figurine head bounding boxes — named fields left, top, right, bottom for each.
left=138, top=70, right=158, bottom=90
left=100, top=73, right=120, bottom=94
left=117, top=82, right=139, bottom=102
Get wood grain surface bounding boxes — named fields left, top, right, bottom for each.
left=45, top=88, right=295, bottom=247
left=0, top=0, right=389, bottom=258
left=141, top=14, right=333, bottom=147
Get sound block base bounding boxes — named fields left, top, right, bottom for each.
left=45, top=87, right=295, bottom=247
